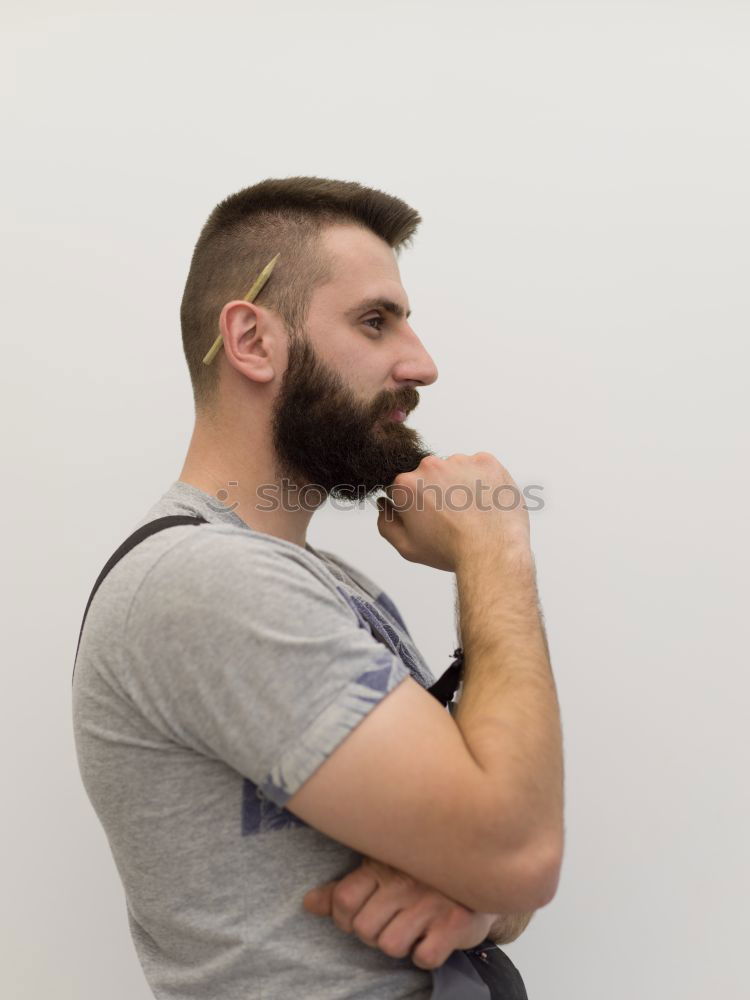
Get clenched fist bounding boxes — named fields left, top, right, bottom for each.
left=377, top=452, right=531, bottom=572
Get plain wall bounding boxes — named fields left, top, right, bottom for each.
left=2, top=2, right=747, bottom=997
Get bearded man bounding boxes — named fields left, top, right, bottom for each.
left=73, top=176, right=563, bottom=1000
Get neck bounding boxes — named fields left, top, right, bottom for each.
left=178, top=416, right=317, bottom=548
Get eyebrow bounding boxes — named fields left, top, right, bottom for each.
left=346, top=296, right=412, bottom=321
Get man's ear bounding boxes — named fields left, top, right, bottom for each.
left=218, top=299, right=278, bottom=384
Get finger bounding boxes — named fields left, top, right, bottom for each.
left=302, top=883, right=336, bottom=916
left=383, top=480, right=416, bottom=509
left=350, top=890, right=404, bottom=948
left=376, top=497, right=403, bottom=530
left=411, top=929, right=457, bottom=972
left=374, top=901, right=436, bottom=960
left=411, top=909, right=475, bottom=971
left=330, top=870, right=378, bottom=934
left=376, top=500, right=411, bottom=553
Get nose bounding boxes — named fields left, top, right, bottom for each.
left=392, top=330, right=439, bottom=388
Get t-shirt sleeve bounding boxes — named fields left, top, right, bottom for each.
left=123, top=529, right=411, bottom=807
left=315, top=548, right=415, bottom=639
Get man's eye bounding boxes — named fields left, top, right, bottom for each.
left=363, top=315, right=385, bottom=332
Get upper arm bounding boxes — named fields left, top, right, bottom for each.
left=285, top=673, right=548, bottom=913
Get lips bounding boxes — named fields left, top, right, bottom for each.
left=389, top=408, right=408, bottom=421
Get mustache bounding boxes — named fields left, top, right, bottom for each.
left=370, top=386, right=421, bottom=421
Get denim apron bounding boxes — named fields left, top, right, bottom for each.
left=431, top=940, right=528, bottom=998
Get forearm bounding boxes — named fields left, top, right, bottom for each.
left=452, top=543, right=564, bottom=859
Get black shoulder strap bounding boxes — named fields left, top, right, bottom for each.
left=429, top=648, right=464, bottom=707
left=72, top=512, right=463, bottom=705
left=72, top=514, right=208, bottom=681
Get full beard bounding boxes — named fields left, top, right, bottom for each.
left=271, top=333, right=434, bottom=503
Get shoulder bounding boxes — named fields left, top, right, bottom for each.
left=313, top=548, right=384, bottom=598
left=146, top=523, right=339, bottom=587
left=312, top=548, right=413, bottom=637
left=125, top=526, right=351, bottom=634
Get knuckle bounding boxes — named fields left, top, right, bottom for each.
left=391, top=870, right=417, bottom=890
left=351, top=913, right=374, bottom=944
left=412, top=890, right=442, bottom=913
left=378, top=931, right=410, bottom=959
left=444, top=904, right=472, bottom=931
left=391, top=470, right=414, bottom=487
left=413, top=943, right=443, bottom=970
left=331, top=882, right=358, bottom=913
left=387, top=482, right=414, bottom=507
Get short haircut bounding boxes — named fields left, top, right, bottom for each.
left=180, top=176, right=422, bottom=413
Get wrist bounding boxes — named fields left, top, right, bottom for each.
left=454, top=540, right=536, bottom=589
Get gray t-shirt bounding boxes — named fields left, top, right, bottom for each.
left=72, top=480, right=441, bottom=1000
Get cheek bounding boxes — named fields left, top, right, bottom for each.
left=337, top=355, right=383, bottom=398
left=312, top=333, right=357, bottom=378
left=309, top=328, right=388, bottom=401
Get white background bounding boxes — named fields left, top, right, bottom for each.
left=2, top=2, right=748, bottom=997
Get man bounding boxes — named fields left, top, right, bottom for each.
left=73, top=176, right=564, bottom=999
